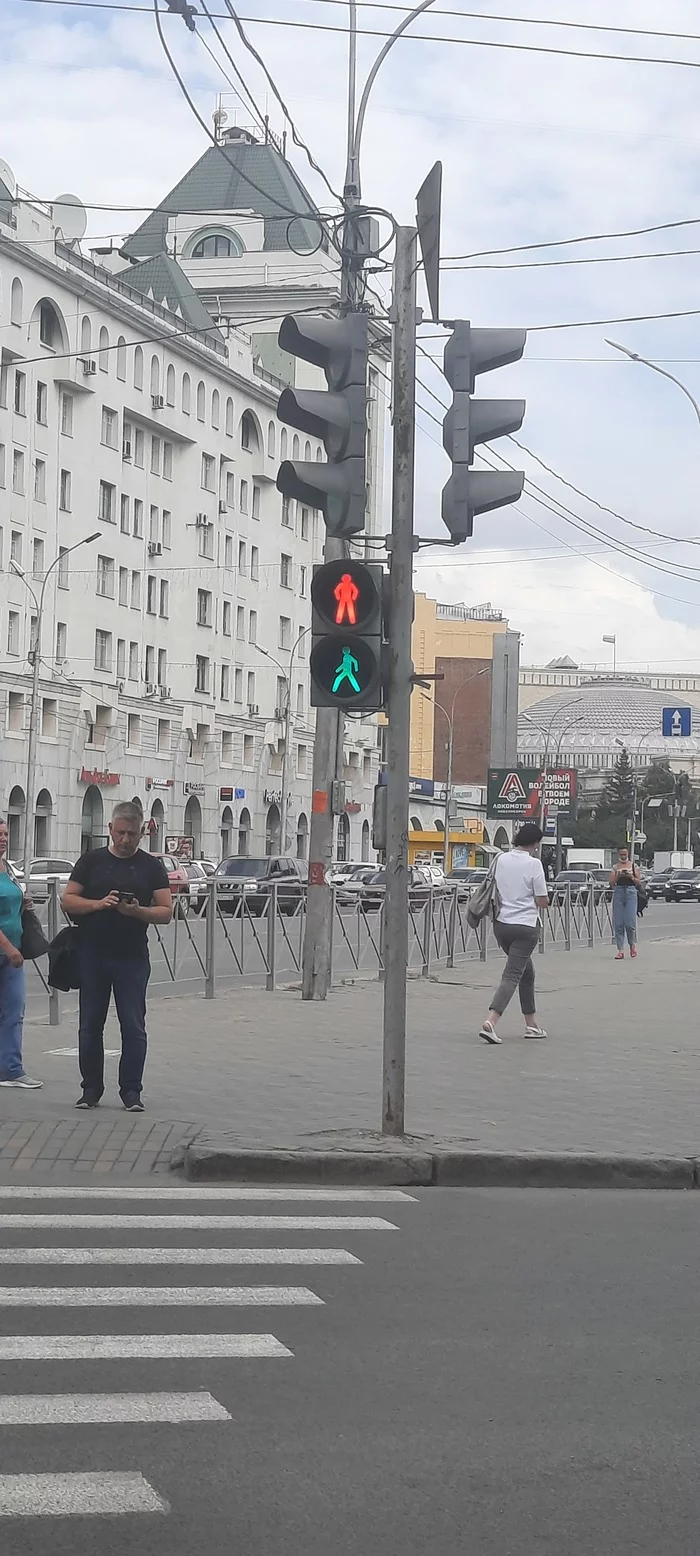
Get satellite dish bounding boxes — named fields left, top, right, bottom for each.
left=52, top=193, right=87, bottom=243
left=0, top=158, right=16, bottom=199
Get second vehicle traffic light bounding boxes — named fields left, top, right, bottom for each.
left=441, top=321, right=526, bottom=543
left=310, top=559, right=384, bottom=709
left=276, top=313, right=369, bottom=540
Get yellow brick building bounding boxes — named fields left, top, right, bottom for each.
left=410, top=595, right=508, bottom=779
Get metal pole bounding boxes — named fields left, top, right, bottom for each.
left=279, top=678, right=291, bottom=857
left=22, top=623, right=41, bottom=882
left=204, top=876, right=216, bottom=999
left=47, top=876, right=60, bottom=1027
left=266, top=879, right=278, bottom=992
left=443, top=715, right=453, bottom=874
left=382, top=224, right=417, bottom=1138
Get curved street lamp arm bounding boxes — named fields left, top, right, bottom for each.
left=352, top=0, right=439, bottom=196
left=606, top=339, right=700, bottom=432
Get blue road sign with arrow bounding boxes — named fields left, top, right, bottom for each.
left=662, top=706, right=692, bottom=738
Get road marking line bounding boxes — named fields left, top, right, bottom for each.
left=0, top=1285, right=323, bottom=1306
left=0, top=1186, right=415, bottom=1201
left=45, top=1047, right=120, bottom=1057
left=0, top=1472, right=168, bottom=1516
left=0, top=1334, right=292, bottom=1360
left=0, top=1391, right=231, bottom=1425
left=0, top=1214, right=397, bottom=1230
left=0, top=1247, right=361, bottom=1266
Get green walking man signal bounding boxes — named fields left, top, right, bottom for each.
left=310, top=559, right=385, bottom=710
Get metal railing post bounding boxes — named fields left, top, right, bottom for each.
left=446, top=885, right=458, bottom=969
left=328, top=885, right=335, bottom=989
left=422, top=885, right=433, bottom=976
left=47, top=877, right=60, bottom=1026
left=479, top=915, right=487, bottom=962
left=587, top=886, right=595, bottom=948
left=266, top=880, right=278, bottom=992
left=564, top=884, right=571, bottom=951
left=204, top=878, right=216, bottom=999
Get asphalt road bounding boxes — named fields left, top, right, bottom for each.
left=1, top=1182, right=699, bottom=1553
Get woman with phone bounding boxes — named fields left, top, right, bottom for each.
left=609, top=846, right=640, bottom=960
left=0, top=819, right=42, bottom=1088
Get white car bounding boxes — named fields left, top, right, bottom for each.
left=26, top=857, right=75, bottom=903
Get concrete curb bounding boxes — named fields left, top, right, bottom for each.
left=181, top=1139, right=699, bottom=1189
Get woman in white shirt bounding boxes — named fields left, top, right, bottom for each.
left=479, top=822, right=550, bottom=1045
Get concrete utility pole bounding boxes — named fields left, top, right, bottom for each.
left=382, top=225, right=418, bottom=1137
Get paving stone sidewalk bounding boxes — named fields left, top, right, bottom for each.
left=1, top=927, right=698, bottom=1177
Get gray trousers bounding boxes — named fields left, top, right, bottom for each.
left=490, top=922, right=540, bottom=1016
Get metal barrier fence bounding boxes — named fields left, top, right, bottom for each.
left=26, top=878, right=615, bottom=1023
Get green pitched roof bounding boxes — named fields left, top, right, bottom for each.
left=118, top=253, right=224, bottom=348
left=122, top=135, right=326, bottom=260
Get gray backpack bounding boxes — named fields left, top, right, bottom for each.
left=466, top=858, right=502, bottom=930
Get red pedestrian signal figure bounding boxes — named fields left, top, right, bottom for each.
left=334, top=571, right=359, bottom=626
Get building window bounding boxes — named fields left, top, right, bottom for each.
left=196, top=381, right=206, bottom=421
left=300, top=565, right=307, bottom=598
left=165, top=365, right=175, bottom=407
left=14, top=370, right=26, bottom=416
left=296, top=744, right=308, bottom=777
left=182, top=373, right=191, bottom=414
left=8, top=690, right=23, bottom=730
left=279, top=616, right=292, bottom=650
left=157, top=718, right=170, bottom=754
left=12, top=449, right=24, bottom=495
left=225, top=470, right=235, bottom=507
left=149, top=506, right=159, bottom=544
left=159, top=580, right=169, bottom=618
left=162, top=510, right=171, bottom=549
left=280, top=553, right=292, bottom=588
left=281, top=495, right=292, bottom=528
left=276, top=676, right=286, bottom=715
left=300, top=506, right=310, bottom=541
left=99, top=326, right=110, bottom=371
left=116, top=637, right=126, bottom=677
left=211, top=389, right=220, bottom=429
left=56, top=622, right=67, bottom=663
left=10, top=279, right=23, bottom=326
left=220, top=663, right=230, bottom=701
left=58, top=547, right=69, bottom=589
left=127, top=712, right=141, bottom=749
left=246, top=671, right=256, bottom=706
left=146, top=576, right=157, bottom=615
left=128, top=641, right=139, bottom=680
left=222, top=600, right=232, bottom=636
left=163, top=442, right=173, bottom=481
left=134, top=429, right=145, bottom=468
left=224, top=535, right=233, bottom=570
left=133, top=499, right=144, bottom=539
left=221, top=729, right=233, bottom=763
left=243, top=733, right=254, bottom=766
left=96, top=555, right=115, bottom=598
left=7, top=612, right=20, bottom=656
left=236, top=605, right=245, bottom=640
left=120, top=494, right=130, bottom=534
left=41, top=698, right=58, bottom=739
left=248, top=610, right=257, bottom=644
left=240, top=479, right=248, bottom=514
left=234, top=668, right=243, bottom=703
left=98, top=480, right=116, bottom=524
left=36, top=381, right=48, bottom=425
left=250, top=545, right=259, bottom=581
left=60, top=394, right=74, bottom=437
left=59, top=468, right=71, bottom=510
left=238, top=540, right=246, bottom=576
left=197, top=589, right=212, bottom=627
left=32, top=537, right=44, bottom=579
left=195, top=655, right=210, bottom=694
left=33, top=459, right=46, bottom=503
left=296, top=683, right=304, bottom=718
left=10, top=531, right=22, bottom=565
left=252, top=484, right=260, bottom=520
left=94, top=629, right=112, bottom=671
left=201, top=453, right=216, bottom=491
left=0, top=443, right=5, bottom=488
left=131, top=571, right=141, bottom=609
left=116, top=336, right=127, bottom=380
left=150, top=436, right=161, bottom=475
left=198, top=522, right=214, bottom=559
left=101, top=407, right=118, bottom=448
left=158, top=648, right=167, bottom=686
left=225, top=397, right=234, bottom=437
left=191, top=231, right=240, bottom=258
left=240, top=411, right=258, bottom=451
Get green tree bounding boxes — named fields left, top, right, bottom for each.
left=604, top=747, right=635, bottom=814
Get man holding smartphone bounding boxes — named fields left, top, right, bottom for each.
left=62, top=801, right=172, bottom=1111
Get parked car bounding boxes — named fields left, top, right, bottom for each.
left=664, top=869, right=700, bottom=903
left=647, top=869, right=674, bottom=899
left=25, top=857, right=75, bottom=904
left=329, top=862, right=374, bottom=888
left=421, top=864, right=447, bottom=886
left=182, top=860, right=210, bottom=914
left=549, top=869, right=605, bottom=905
left=448, top=866, right=488, bottom=902
left=335, top=866, right=385, bottom=908
left=152, top=854, right=191, bottom=916
left=353, top=865, right=439, bottom=913
left=588, top=867, right=614, bottom=903
left=213, top=856, right=306, bottom=916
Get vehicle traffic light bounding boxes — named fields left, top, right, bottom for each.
left=310, top=559, right=384, bottom=709
left=441, top=321, right=526, bottom=543
left=276, top=314, right=369, bottom=540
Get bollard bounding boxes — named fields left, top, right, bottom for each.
left=204, top=877, right=216, bottom=999
left=47, top=877, right=60, bottom=1027
left=446, top=885, right=458, bottom=970
left=266, top=880, right=278, bottom=992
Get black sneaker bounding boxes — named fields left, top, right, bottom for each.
left=75, top=1093, right=101, bottom=1109
left=121, top=1093, right=145, bottom=1112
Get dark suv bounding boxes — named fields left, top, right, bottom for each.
left=214, top=856, right=306, bottom=916
left=664, top=869, right=700, bottom=903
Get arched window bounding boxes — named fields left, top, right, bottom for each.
left=80, top=316, right=92, bottom=354
left=189, top=228, right=243, bottom=258
left=182, top=372, right=191, bottom=414
left=361, top=819, right=370, bottom=862
left=133, top=345, right=143, bottom=390
left=304, top=439, right=311, bottom=461
left=280, top=428, right=288, bottom=461
left=225, top=397, right=234, bottom=437
left=166, top=364, right=176, bottom=406
left=116, top=336, right=127, bottom=380
left=211, top=389, right=220, bottom=429
left=38, top=300, right=63, bottom=350
left=267, top=421, right=276, bottom=459
left=336, top=813, right=350, bottom=863
left=292, top=434, right=300, bottom=460
left=10, top=278, right=22, bottom=326
left=316, top=445, right=323, bottom=461
left=196, top=381, right=206, bottom=421
left=238, top=806, right=251, bottom=857
left=34, top=788, right=53, bottom=856
left=98, top=325, right=109, bottom=372
left=240, top=411, right=260, bottom=452
left=150, top=355, right=160, bottom=398
left=296, top=812, right=309, bottom=861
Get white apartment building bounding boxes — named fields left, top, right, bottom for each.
left=0, top=126, right=387, bottom=864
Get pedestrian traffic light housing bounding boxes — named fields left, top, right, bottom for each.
left=276, top=314, right=369, bottom=540
left=441, top=321, right=527, bottom=543
left=310, top=559, right=384, bottom=709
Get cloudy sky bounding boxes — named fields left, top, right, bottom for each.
left=5, top=0, right=700, bottom=671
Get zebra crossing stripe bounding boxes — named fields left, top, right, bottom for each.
left=0, top=1392, right=231, bottom=1425
left=0, top=1186, right=415, bottom=1202
left=0, top=1214, right=397, bottom=1230
left=0, top=1334, right=292, bottom=1360
left=0, top=1285, right=323, bottom=1306
left=0, top=1472, right=168, bottom=1516
left=0, top=1246, right=361, bottom=1266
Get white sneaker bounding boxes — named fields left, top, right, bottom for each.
left=0, top=1073, right=43, bottom=1089
left=524, top=1025, right=547, bottom=1040
left=479, top=1021, right=502, bottom=1045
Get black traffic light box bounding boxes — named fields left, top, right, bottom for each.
left=276, top=313, right=369, bottom=540
left=442, top=321, right=526, bottom=543
left=310, top=559, right=384, bottom=709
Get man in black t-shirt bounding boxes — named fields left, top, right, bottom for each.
left=62, top=801, right=172, bottom=1111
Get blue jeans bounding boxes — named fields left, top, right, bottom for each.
left=78, top=952, right=150, bottom=1099
left=0, top=959, right=26, bottom=1080
left=613, top=884, right=637, bottom=951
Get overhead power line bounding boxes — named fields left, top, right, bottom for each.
left=443, top=215, right=700, bottom=263
left=446, top=245, right=700, bottom=272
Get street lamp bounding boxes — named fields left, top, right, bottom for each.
left=11, top=531, right=101, bottom=879
left=421, top=667, right=488, bottom=872
left=258, top=627, right=310, bottom=856
left=605, top=339, right=700, bottom=431
left=602, top=634, right=617, bottom=676
left=520, top=698, right=584, bottom=831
